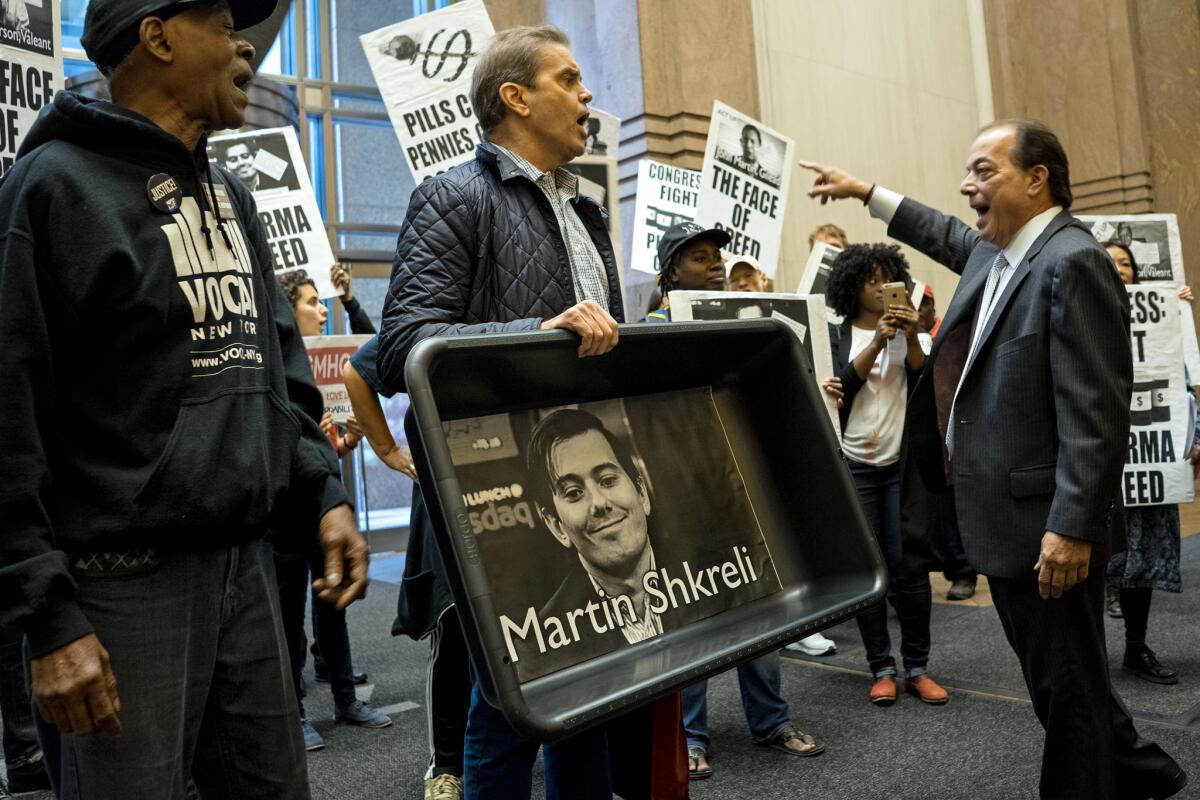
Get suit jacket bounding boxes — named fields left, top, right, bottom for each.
left=891, top=198, right=1131, bottom=578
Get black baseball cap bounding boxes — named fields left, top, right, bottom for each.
left=83, top=0, right=277, bottom=71
left=656, top=222, right=731, bottom=271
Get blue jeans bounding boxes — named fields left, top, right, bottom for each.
left=463, top=681, right=611, bottom=800
left=681, top=652, right=792, bottom=752
left=847, top=459, right=932, bottom=679
left=34, top=540, right=309, bottom=800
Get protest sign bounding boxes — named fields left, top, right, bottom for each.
left=669, top=291, right=840, bottom=437
left=584, top=108, right=619, bottom=156
left=630, top=159, right=701, bottom=275
left=209, top=127, right=338, bottom=298
left=0, top=0, right=60, bottom=178
left=1124, top=286, right=1194, bottom=506
left=303, top=335, right=373, bottom=423
left=796, top=240, right=844, bottom=323
left=445, top=389, right=782, bottom=683
left=361, top=0, right=494, bottom=183
left=1081, top=213, right=1200, bottom=381
left=694, top=101, right=794, bottom=278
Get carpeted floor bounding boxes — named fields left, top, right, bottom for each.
left=11, top=538, right=1200, bottom=799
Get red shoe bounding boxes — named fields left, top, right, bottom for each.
left=904, top=675, right=949, bottom=705
left=869, top=676, right=896, bottom=706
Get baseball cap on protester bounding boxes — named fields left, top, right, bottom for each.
left=83, top=0, right=277, bottom=72
left=727, top=253, right=763, bottom=277
left=656, top=222, right=731, bottom=272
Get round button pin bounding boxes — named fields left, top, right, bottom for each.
left=147, top=173, right=183, bottom=213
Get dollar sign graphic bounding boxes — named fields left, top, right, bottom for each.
left=421, top=28, right=474, bottom=82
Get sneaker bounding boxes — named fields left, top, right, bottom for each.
left=785, top=632, right=837, bottom=656
left=946, top=576, right=977, bottom=601
left=6, top=750, right=51, bottom=793
left=301, top=718, right=325, bottom=751
left=425, top=773, right=463, bottom=800
left=334, top=699, right=393, bottom=728
left=1123, top=644, right=1179, bottom=685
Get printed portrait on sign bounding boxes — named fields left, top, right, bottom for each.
left=713, top=119, right=785, bottom=190
left=209, top=133, right=301, bottom=194
left=0, top=0, right=54, bottom=58
left=446, top=389, right=782, bottom=683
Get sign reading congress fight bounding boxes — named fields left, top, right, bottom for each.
left=694, top=101, right=794, bottom=279
left=1124, top=286, right=1194, bottom=507
left=630, top=159, right=701, bottom=275
left=208, top=127, right=338, bottom=299
left=0, top=0, right=60, bottom=178
left=361, top=0, right=494, bottom=183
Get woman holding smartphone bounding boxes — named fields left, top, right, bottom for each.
left=821, top=244, right=947, bottom=707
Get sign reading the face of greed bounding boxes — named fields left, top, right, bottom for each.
left=0, top=0, right=61, bottom=178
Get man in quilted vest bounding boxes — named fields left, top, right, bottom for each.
left=378, top=23, right=690, bottom=800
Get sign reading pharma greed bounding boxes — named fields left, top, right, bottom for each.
left=361, top=0, right=495, bottom=183
left=1124, top=286, right=1195, bottom=507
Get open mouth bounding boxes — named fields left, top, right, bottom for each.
left=233, top=73, right=252, bottom=97
left=577, top=111, right=589, bottom=132
left=972, top=202, right=990, bottom=228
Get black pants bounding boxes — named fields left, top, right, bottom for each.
left=427, top=608, right=471, bottom=779
left=989, top=570, right=1180, bottom=800
left=937, top=486, right=975, bottom=581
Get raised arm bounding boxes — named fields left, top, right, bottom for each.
left=798, top=160, right=981, bottom=275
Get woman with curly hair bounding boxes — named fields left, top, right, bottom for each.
left=822, top=243, right=948, bottom=707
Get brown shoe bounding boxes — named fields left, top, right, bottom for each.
left=869, top=676, right=896, bottom=706
left=904, top=675, right=949, bottom=705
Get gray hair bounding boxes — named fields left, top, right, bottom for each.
left=470, top=25, right=570, bottom=138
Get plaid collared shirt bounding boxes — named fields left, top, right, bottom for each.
left=491, top=144, right=611, bottom=311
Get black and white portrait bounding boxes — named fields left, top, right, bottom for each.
left=1084, top=216, right=1177, bottom=283
left=0, top=0, right=55, bottom=58
left=713, top=119, right=785, bottom=190
left=446, top=389, right=782, bottom=682
left=208, top=132, right=301, bottom=194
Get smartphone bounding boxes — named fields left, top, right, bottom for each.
left=882, top=281, right=909, bottom=310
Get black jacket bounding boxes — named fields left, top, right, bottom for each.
left=893, top=198, right=1130, bottom=577
left=376, top=142, right=625, bottom=390
left=0, top=92, right=347, bottom=657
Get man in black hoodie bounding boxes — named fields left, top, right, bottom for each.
left=0, top=1, right=368, bottom=797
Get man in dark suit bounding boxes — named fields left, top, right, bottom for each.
left=799, top=119, right=1186, bottom=800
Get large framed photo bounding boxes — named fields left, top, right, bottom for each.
left=449, top=389, right=782, bottom=683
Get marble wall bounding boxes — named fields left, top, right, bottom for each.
left=985, top=0, right=1200, bottom=334
left=751, top=0, right=992, bottom=304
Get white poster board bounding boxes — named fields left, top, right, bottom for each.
left=1124, top=286, right=1194, bottom=506
left=1080, top=213, right=1200, bottom=382
left=0, top=0, right=61, bottom=177
left=630, top=159, right=701, bottom=275
left=208, top=127, right=338, bottom=298
left=668, top=291, right=840, bottom=438
left=303, top=334, right=373, bottom=422
left=796, top=240, right=844, bottom=324
left=361, top=0, right=494, bottom=183
left=694, top=101, right=794, bottom=279
left=584, top=107, right=619, bottom=156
